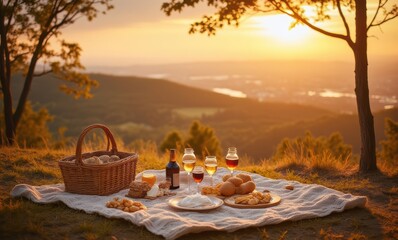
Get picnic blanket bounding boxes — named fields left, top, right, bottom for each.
left=11, top=167, right=367, bottom=239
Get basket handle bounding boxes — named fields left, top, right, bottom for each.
left=75, top=124, right=118, bottom=166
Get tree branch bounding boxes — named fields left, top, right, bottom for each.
left=368, top=1, right=398, bottom=30
left=281, top=1, right=351, bottom=41
left=33, top=69, right=52, bottom=77
left=336, top=0, right=352, bottom=42
left=368, top=0, right=383, bottom=31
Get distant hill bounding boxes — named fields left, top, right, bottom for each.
left=9, top=73, right=397, bottom=160
left=240, top=108, right=398, bottom=159
left=87, top=58, right=398, bottom=113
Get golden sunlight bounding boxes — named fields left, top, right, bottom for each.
left=251, top=15, right=312, bottom=43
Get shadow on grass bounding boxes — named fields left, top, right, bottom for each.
left=178, top=207, right=383, bottom=240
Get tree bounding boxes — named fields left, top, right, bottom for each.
left=0, top=101, right=53, bottom=147
left=0, top=0, right=113, bottom=145
left=274, top=131, right=352, bottom=161
left=379, top=118, right=398, bottom=164
left=161, top=0, right=398, bottom=173
left=160, top=130, right=184, bottom=152
left=185, top=120, right=222, bottom=160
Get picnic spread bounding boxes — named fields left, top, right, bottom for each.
left=10, top=124, right=367, bottom=240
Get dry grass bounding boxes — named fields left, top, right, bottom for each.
left=0, top=145, right=397, bottom=240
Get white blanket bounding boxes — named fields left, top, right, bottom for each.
left=11, top=168, right=367, bottom=239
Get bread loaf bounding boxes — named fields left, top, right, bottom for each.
left=227, top=177, right=243, bottom=187
left=219, top=182, right=236, bottom=196
left=127, top=181, right=151, bottom=198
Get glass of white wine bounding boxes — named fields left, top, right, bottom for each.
left=204, top=156, right=217, bottom=186
left=182, top=148, right=196, bottom=195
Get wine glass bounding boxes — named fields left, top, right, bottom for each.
left=192, top=166, right=204, bottom=194
left=182, top=148, right=196, bottom=194
left=204, top=156, right=217, bottom=186
left=225, top=147, right=239, bottom=175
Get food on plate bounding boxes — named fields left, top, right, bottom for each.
left=222, top=174, right=232, bottom=182
left=216, top=173, right=257, bottom=197
left=157, top=180, right=171, bottom=196
left=158, top=180, right=171, bottom=190
left=155, top=180, right=173, bottom=197
left=178, top=194, right=214, bottom=208
left=236, top=173, right=252, bottom=183
left=202, top=173, right=256, bottom=197
left=106, top=197, right=146, bottom=212
left=146, top=184, right=159, bottom=198
left=227, top=177, right=243, bottom=187
left=219, top=181, right=236, bottom=196
left=235, top=181, right=256, bottom=195
left=234, top=191, right=272, bottom=205
left=285, top=185, right=294, bottom=190
left=127, top=181, right=151, bottom=198
left=201, top=183, right=222, bottom=195
left=127, top=180, right=174, bottom=199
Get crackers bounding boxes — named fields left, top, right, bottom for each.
left=234, top=191, right=271, bottom=205
left=106, top=197, right=147, bottom=213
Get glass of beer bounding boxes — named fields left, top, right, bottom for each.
left=182, top=148, right=196, bottom=194
left=204, top=156, right=217, bottom=186
left=142, top=173, right=157, bottom=187
left=225, top=147, right=239, bottom=175
left=192, top=166, right=204, bottom=194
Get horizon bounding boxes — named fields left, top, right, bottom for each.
left=63, top=0, right=398, bottom=67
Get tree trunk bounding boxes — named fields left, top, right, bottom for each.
left=2, top=90, right=16, bottom=145
left=354, top=0, right=377, bottom=172
left=0, top=2, right=15, bottom=145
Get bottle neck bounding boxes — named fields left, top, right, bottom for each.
left=169, top=149, right=176, bottom=162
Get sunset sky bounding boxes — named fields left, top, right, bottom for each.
left=63, top=0, right=398, bottom=66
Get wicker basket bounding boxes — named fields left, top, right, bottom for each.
left=59, top=124, right=138, bottom=195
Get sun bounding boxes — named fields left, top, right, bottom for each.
left=251, top=14, right=311, bottom=43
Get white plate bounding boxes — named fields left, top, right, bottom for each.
left=168, top=195, right=224, bottom=211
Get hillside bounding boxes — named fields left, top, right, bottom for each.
left=9, top=73, right=397, bottom=160
left=238, top=108, right=398, bottom=159
left=0, top=146, right=397, bottom=239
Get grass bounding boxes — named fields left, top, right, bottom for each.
left=0, top=145, right=397, bottom=239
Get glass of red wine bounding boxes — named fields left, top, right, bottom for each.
left=192, top=166, right=204, bottom=194
left=226, top=147, right=239, bottom=175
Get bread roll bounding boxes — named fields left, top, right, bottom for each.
left=236, top=173, right=252, bottom=183
left=98, top=155, right=110, bottom=163
left=219, top=182, right=236, bottom=196
left=222, top=174, right=232, bottom=182
left=236, top=181, right=256, bottom=195
left=227, top=177, right=243, bottom=187
left=83, top=156, right=102, bottom=165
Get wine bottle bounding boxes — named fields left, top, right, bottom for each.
left=166, top=149, right=180, bottom=189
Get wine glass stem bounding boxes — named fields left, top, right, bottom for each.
left=197, top=183, right=199, bottom=194
left=188, top=173, right=191, bottom=194
left=211, top=176, right=213, bottom=186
